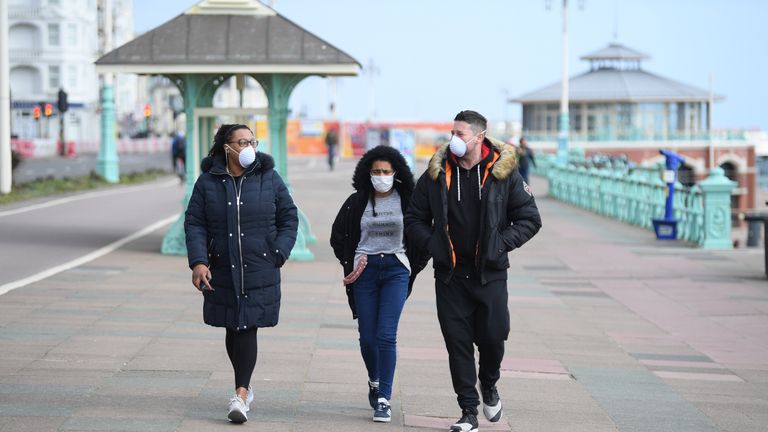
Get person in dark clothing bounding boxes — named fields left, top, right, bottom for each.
left=185, top=124, right=298, bottom=424
left=404, top=110, right=542, bottom=432
left=516, top=136, right=536, bottom=183
left=171, top=131, right=186, bottom=182
left=325, top=126, right=339, bottom=171
left=330, top=145, right=428, bottom=423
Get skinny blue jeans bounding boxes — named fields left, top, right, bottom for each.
left=353, top=254, right=409, bottom=401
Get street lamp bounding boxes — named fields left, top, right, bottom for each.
left=501, top=88, right=509, bottom=137
left=557, top=0, right=570, bottom=165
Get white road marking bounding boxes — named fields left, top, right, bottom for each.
left=0, top=214, right=178, bottom=297
left=0, top=179, right=179, bottom=218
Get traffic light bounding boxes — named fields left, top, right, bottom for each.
left=143, top=103, right=152, bottom=117
left=33, top=105, right=41, bottom=120
left=57, top=89, right=69, bottom=113
left=44, top=103, right=53, bottom=117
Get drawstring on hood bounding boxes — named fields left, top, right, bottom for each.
left=455, top=164, right=483, bottom=202
left=457, top=166, right=460, bottom=202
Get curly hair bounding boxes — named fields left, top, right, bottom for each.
left=351, top=145, right=415, bottom=216
left=208, top=124, right=252, bottom=157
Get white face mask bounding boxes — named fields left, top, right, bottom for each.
left=448, top=130, right=486, bottom=157
left=371, top=175, right=394, bottom=193
left=227, top=144, right=256, bottom=168
left=238, top=145, right=256, bottom=167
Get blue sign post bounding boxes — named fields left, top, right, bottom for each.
left=652, top=149, right=685, bottom=240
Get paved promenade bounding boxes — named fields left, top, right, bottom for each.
left=1, top=157, right=766, bottom=431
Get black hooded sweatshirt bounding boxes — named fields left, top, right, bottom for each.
left=447, top=143, right=497, bottom=268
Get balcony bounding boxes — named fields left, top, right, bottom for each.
left=8, top=6, right=44, bottom=19
left=9, top=49, right=43, bottom=62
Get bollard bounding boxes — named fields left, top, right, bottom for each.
left=699, top=167, right=737, bottom=250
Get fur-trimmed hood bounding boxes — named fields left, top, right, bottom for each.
left=200, top=151, right=275, bottom=175
left=427, top=136, right=517, bottom=181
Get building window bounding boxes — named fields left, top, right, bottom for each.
left=49, top=65, right=60, bottom=89
left=68, top=65, right=77, bottom=89
left=573, top=114, right=582, bottom=132
left=48, top=23, right=60, bottom=46
left=67, top=23, right=77, bottom=45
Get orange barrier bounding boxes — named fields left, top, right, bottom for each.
left=269, top=120, right=452, bottom=158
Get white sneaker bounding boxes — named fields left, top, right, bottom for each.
left=228, top=396, right=248, bottom=423
left=245, top=386, right=253, bottom=412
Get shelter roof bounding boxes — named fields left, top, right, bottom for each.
left=95, top=0, right=360, bottom=75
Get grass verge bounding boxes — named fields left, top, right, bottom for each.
left=0, top=169, right=172, bottom=206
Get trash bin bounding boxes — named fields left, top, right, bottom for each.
left=743, top=212, right=768, bottom=278
left=744, top=214, right=764, bottom=248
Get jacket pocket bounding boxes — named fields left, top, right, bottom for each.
left=266, top=237, right=285, bottom=267
left=428, top=230, right=450, bottom=271
left=485, top=229, right=510, bottom=270
left=208, top=237, right=224, bottom=268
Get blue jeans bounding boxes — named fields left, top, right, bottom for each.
left=353, top=254, right=409, bottom=401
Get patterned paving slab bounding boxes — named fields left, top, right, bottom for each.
left=571, top=367, right=720, bottom=432
left=405, top=414, right=511, bottom=430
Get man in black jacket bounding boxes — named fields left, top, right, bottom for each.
left=404, top=110, right=541, bottom=432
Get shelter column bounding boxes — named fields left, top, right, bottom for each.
left=256, top=73, right=316, bottom=261
left=161, top=74, right=221, bottom=256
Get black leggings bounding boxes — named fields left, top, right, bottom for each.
left=225, top=327, right=259, bottom=389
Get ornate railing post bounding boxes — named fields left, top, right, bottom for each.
left=699, top=167, right=737, bottom=250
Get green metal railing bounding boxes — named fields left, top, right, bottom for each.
left=534, top=153, right=736, bottom=249
left=523, top=130, right=749, bottom=142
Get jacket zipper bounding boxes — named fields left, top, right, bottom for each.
left=440, top=170, right=455, bottom=278
left=232, top=174, right=246, bottom=296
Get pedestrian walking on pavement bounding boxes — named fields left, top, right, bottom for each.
left=330, top=145, right=429, bottom=423
left=404, top=110, right=542, bottom=432
left=325, top=124, right=339, bottom=171
left=184, top=124, right=298, bottom=424
left=516, top=136, right=536, bottom=183
left=171, top=130, right=187, bottom=182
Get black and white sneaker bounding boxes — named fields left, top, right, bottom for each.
left=449, top=409, right=478, bottom=432
left=373, top=397, right=392, bottom=422
left=481, top=384, right=503, bottom=422
left=368, top=380, right=379, bottom=409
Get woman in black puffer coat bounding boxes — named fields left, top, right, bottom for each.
left=185, top=124, right=298, bottom=423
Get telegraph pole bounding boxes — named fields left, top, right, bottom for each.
left=0, top=0, right=11, bottom=194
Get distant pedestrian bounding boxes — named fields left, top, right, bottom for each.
left=325, top=125, right=339, bottom=170
left=330, top=145, right=428, bottom=423
left=405, top=110, right=542, bottom=432
left=171, top=131, right=186, bottom=182
left=184, top=124, right=298, bottom=424
left=516, top=136, right=536, bottom=183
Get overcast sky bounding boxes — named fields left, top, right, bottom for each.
left=132, top=0, right=768, bottom=131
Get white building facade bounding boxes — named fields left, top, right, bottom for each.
left=8, top=0, right=136, bottom=149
